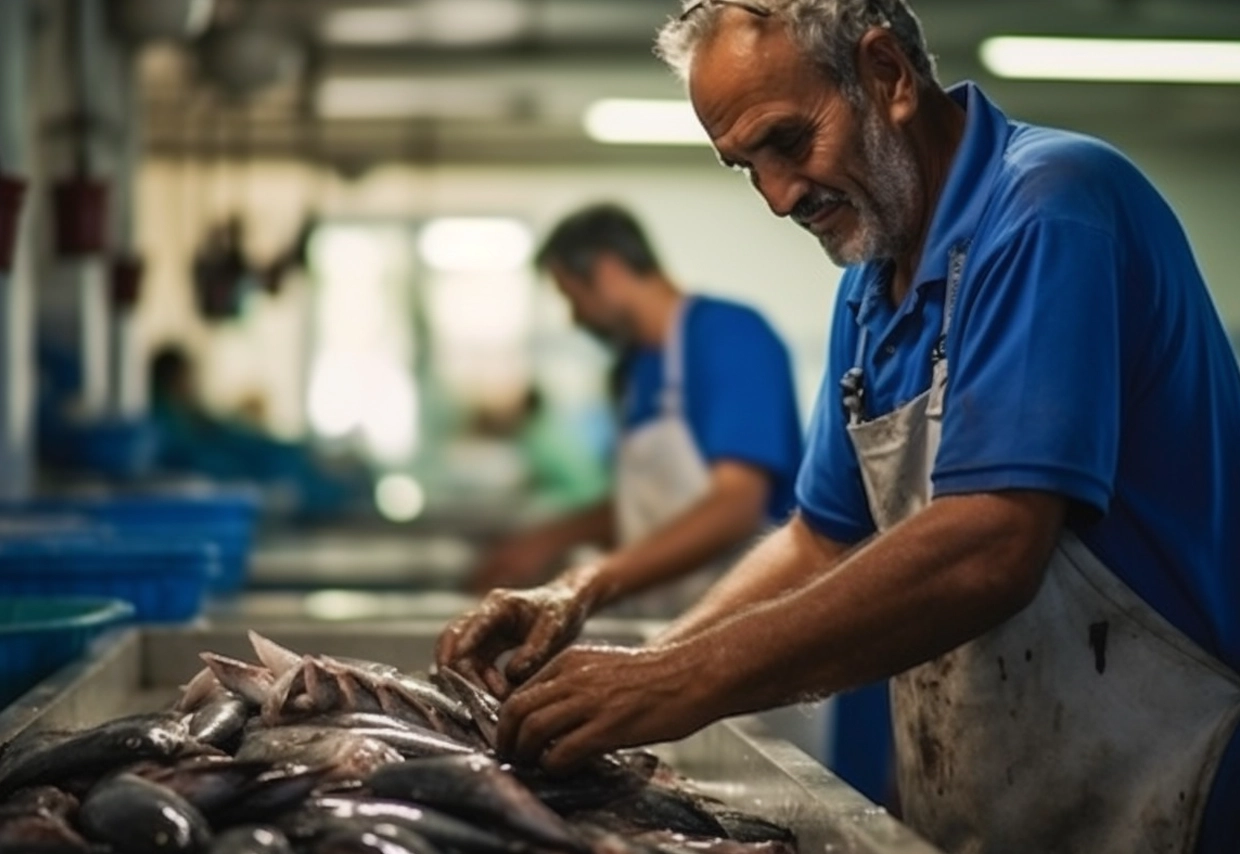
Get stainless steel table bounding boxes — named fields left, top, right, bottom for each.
left=0, top=623, right=942, bottom=854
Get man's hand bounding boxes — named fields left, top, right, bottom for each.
left=435, top=573, right=598, bottom=698
left=466, top=530, right=565, bottom=595
left=496, top=642, right=718, bottom=772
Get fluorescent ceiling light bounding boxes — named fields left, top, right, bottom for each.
left=317, top=78, right=508, bottom=119
left=584, top=99, right=711, bottom=146
left=418, top=218, right=534, bottom=273
left=323, top=0, right=528, bottom=46
left=980, top=36, right=1240, bottom=84
left=322, top=8, right=420, bottom=44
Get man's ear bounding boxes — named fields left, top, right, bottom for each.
left=857, top=28, right=919, bottom=127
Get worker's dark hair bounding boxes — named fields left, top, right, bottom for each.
left=534, top=204, right=661, bottom=279
left=149, top=344, right=192, bottom=396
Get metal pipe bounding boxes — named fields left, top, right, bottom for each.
left=0, top=0, right=34, bottom=499
left=61, top=0, right=111, bottom=419
left=109, top=46, right=143, bottom=419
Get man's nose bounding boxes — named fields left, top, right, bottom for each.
left=753, top=162, right=806, bottom=219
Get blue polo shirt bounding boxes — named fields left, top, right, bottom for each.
left=796, top=82, right=1240, bottom=850
left=622, top=296, right=802, bottom=520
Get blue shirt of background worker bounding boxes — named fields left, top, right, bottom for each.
left=621, top=295, right=802, bottom=522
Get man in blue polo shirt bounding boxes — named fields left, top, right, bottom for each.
left=452, top=3, right=1240, bottom=853
left=449, top=202, right=802, bottom=667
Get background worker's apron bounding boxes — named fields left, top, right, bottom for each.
left=608, top=299, right=736, bottom=619
left=843, top=245, right=1240, bottom=853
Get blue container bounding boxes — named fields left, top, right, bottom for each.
left=11, top=493, right=258, bottom=595
left=0, top=538, right=217, bottom=623
left=40, top=419, right=161, bottom=480
left=0, top=596, right=134, bottom=707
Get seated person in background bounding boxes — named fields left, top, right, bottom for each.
left=148, top=344, right=365, bottom=516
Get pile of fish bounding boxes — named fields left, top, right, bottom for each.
left=0, top=631, right=798, bottom=854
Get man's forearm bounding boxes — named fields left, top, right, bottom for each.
left=677, top=492, right=1064, bottom=718
left=655, top=514, right=852, bottom=645
left=534, top=499, right=616, bottom=553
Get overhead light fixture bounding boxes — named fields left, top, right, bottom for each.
left=316, top=77, right=508, bottom=119
left=323, top=0, right=528, bottom=46
left=322, top=8, right=420, bottom=44
left=980, top=36, right=1240, bottom=84
left=583, top=99, right=711, bottom=146
left=418, top=217, right=534, bottom=273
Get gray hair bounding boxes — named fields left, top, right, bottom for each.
left=655, top=0, right=938, bottom=102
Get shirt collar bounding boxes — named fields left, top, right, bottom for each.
left=846, top=81, right=1012, bottom=317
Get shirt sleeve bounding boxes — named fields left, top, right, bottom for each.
left=795, top=280, right=877, bottom=545
left=933, top=219, right=1121, bottom=514
left=688, top=306, right=803, bottom=490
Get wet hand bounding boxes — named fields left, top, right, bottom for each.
left=434, top=580, right=594, bottom=699
left=496, top=643, right=717, bottom=773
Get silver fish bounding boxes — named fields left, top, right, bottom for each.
left=189, top=695, right=251, bottom=749
left=201, top=653, right=276, bottom=707
left=313, top=822, right=441, bottom=854
left=288, top=797, right=521, bottom=854
left=79, top=773, right=212, bottom=854
left=211, top=825, right=295, bottom=854
left=237, top=727, right=402, bottom=781
left=429, top=668, right=499, bottom=749
left=0, top=713, right=197, bottom=797
left=366, top=755, right=589, bottom=854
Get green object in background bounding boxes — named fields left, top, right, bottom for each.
left=0, top=597, right=134, bottom=707
left=519, top=400, right=612, bottom=512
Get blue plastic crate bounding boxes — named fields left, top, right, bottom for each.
left=9, top=493, right=258, bottom=595
left=0, top=538, right=217, bottom=623
left=40, top=419, right=161, bottom=480
left=0, top=596, right=134, bottom=707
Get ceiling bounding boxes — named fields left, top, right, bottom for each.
left=136, top=0, right=1240, bottom=167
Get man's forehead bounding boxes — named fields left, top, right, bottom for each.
left=688, top=11, right=795, bottom=88
left=689, top=20, right=819, bottom=142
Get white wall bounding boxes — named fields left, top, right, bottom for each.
left=136, top=160, right=843, bottom=434
left=135, top=137, right=1240, bottom=439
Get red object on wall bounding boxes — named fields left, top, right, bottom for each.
left=0, top=174, right=27, bottom=273
left=52, top=176, right=109, bottom=256
left=110, top=253, right=144, bottom=309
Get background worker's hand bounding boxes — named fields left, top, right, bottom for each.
left=435, top=572, right=598, bottom=698
left=465, top=530, right=565, bottom=595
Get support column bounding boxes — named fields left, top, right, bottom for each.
left=0, top=0, right=33, bottom=499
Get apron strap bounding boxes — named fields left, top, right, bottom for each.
left=660, top=297, right=693, bottom=416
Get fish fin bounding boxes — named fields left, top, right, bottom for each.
left=248, top=630, right=304, bottom=676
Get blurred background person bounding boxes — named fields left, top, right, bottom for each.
left=148, top=343, right=366, bottom=518
left=464, top=203, right=803, bottom=620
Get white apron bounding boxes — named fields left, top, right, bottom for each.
left=843, top=245, right=1240, bottom=854
left=609, top=299, right=733, bottom=618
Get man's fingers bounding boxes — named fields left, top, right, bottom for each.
left=512, top=699, right=591, bottom=766
left=497, top=676, right=561, bottom=755
left=540, top=717, right=612, bottom=774
left=481, top=664, right=511, bottom=699
left=453, top=657, right=492, bottom=692
left=434, top=622, right=461, bottom=669
left=505, top=615, right=570, bottom=685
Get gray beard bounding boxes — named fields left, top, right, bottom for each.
left=817, top=106, right=921, bottom=267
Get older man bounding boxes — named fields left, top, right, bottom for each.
left=438, top=2, right=1240, bottom=852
